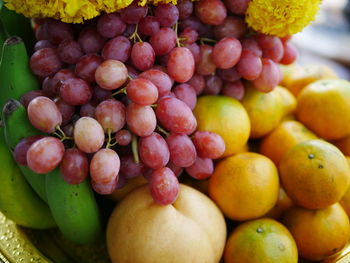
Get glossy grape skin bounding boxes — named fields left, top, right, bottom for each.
left=173, top=83, right=197, bottom=110
left=27, top=137, right=65, bottom=174
left=149, top=167, right=179, bottom=205
left=115, top=129, right=132, bottom=146
left=91, top=85, right=112, bottom=104
left=60, top=78, right=93, bottom=106
left=252, top=58, right=280, bottom=92
left=55, top=98, right=75, bottom=126
left=131, top=42, right=155, bottom=71
left=20, top=90, right=47, bottom=108
left=30, top=48, right=62, bottom=77
left=139, top=16, right=160, bottom=36
left=241, top=37, right=263, bottom=57
left=185, top=157, right=214, bottom=180
left=90, top=148, right=120, bottom=184
left=57, top=39, right=84, bottom=65
left=196, top=45, right=216, bottom=76
left=166, top=162, right=183, bottom=177
left=167, top=47, right=195, bottom=83
left=27, top=96, right=62, bottom=133
left=184, top=43, right=200, bottom=64
left=45, top=19, right=74, bottom=45
left=179, top=27, right=198, bottom=45
left=155, top=4, right=179, bottom=27
left=91, top=177, right=118, bottom=195
left=60, top=148, right=89, bottom=185
left=95, top=59, right=128, bottom=90
left=213, top=16, right=247, bottom=40
left=126, top=103, right=156, bottom=137
left=120, top=154, right=146, bottom=179
left=192, top=131, right=225, bottom=159
left=156, top=97, right=197, bottom=135
left=73, top=117, right=105, bottom=153
left=186, top=73, right=205, bottom=95
left=102, top=36, right=131, bottom=63
left=120, top=2, right=148, bottom=24
left=126, top=78, right=158, bottom=105
left=78, top=27, right=106, bottom=54
left=14, top=135, right=45, bottom=166
left=166, top=133, right=197, bottom=167
left=195, top=0, right=227, bottom=25
left=35, top=24, right=49, bottom=41
left=177, top=0, right=194, bottom=20
left=204, top=75, right=223, bottom=95
left=222, top=80, right=245, bottom=100
left=224, top=0, right=250, bottom=15
left=50, top=69, right=76, bottom=96
left=34, top=40, right=54, bottom=51
left=280, top=42, right=298, bottom=65
left=213, top=37, right=242, bottom=69
left=150, top=27, right=177, bottom=56
left=79, top=103, right=96, bottom=118
left=75, top=54, right=103, bottom=83
left=139, top=69, right=173, bottom=98
left=95, top=99, right=126, bottom=133
left=217, top=67, right=241, bottom=82
left=256, top=34, right=284, bottom=62
left=236, top=50, right=263, bottom=80
left=97, top=13, right=126, bottom=38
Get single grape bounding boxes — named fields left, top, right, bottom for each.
left=185, top=157, right=214, bottom=180
left=57, top=39, right=84, bottom=65
left=120, top=2, right=148, bottom=24
left=204, top=75, right=223, bottom=95
left=186, top=73, right=205, bottom=95
left=150, top=27, right=177, bottom=56
left=167, top=47, right=195, bottom=83
left=35, top=24, right=49, bottom=41
left=241, top=36, right=263, bottom=57
left=217, top=67, right=241, bottom=82
left=156, top=97, right=197, bottom=134
left=196, top=44, right=216, bottom=76
left=30, top=48, right=62, bottom=77
left=14, top=135, right=45, bottom=166
left=256, top=34, right=284, bottom=62
left=126, top=78, right=158, bottom=105
left=179, top=27, right=198, bottom=45
left=126, top=103, right=156, bottom=136
left=60, top=78, right=92, bottom=106
left=95, top=99, right=126, bottom=133
left=149, top=167, right=179, bottom=205
left=34, top=40, right=54, bottom=51
left=139, top=16, right=160, bottom=36
left=75, top=54, right=103, bottom=83
left=177, top=0, right=194, bottom=20
left=222, top=80, right=245, bottom=100
left=224, top=0, right=250, bottom=15
left=91, top=176, right=118, bottom=195
left=78, top=27, right=106, bottom=54
left=80, top=103, right=96, bottom=118
left=179, top=16, right=204, bottom=34
left=91, top=85, right=112, bottom=104
left=41, top=77, right=55, bottom=98
left=173, top=83, right=197, bottom=110
left=20, top=90, right=47, bottom=108
left=97, top=13, right=126, bottom=38
left=60, top=148, right=89, bottom=184
left=115, top=129, right=132, bottom=146
left=45, top=19, right=74, bottom=45
left=90, top=148, right=120, bottom=184
left=27, top=96, right=62, bottom=133
left=166, top=162, right=183, bottom=177
left=236, top=50, right=263, bottom=80
left=139, top=69, right=172, bottom=97
left=213, top=16, right=247, bottom=40
left=120, top=154, right=146, bottom=179
left=166, top=133, right=196, bottom=167
left=50, top=69, right=76, bottom=96
left=195, top=0, right=227, bottom=25
left=192, top=131, right=225, bottom=159
left=155, top=4, right=179, bottom=27
left=280, top=42, right=298, bottom=65
left=252, top=58, right=280, bottom=92
left=126, top=65, right=140, bottom=80
left=213, top=37, right=242, bottom=69
left=131, top=42, right=155, bottom=71
left=122, top=24, right=136, bottom=38
left=74, top=117, right=105, bottom=153
left=184, top=43, right=200, bottom=64
left=95, top=59, right=128, bottom=90
left=27, top=137, right=65, bottom=174
left=55, top=98, right=75, bottom=126
left=102, top=36, right=131, bottom=63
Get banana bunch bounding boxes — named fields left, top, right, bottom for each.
left=0, top=6, right=102, bottom=245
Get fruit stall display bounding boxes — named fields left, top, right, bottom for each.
left=1, top=0, right=350, bottom=262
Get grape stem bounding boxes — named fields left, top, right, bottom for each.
left=129, top=24, right=143, bottom=43
left=131, top=134, right=140, bottom=163
left=157, top=125, right=169, bottom=137
left=112, top=87, right=127, bottom=97
left=199, top=37, right=217, bottom=45
left=174, top=22, right=181, bottom=48
left=55, top=125, right=73, bottom=142
left=106, top=128, right=116, bottom=149
left=150, top=104, right=158, bottom=108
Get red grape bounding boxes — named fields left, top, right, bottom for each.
left=35, top=24, right=49, bottom=41
left=166, top=162, right=183, bottom=177
left=62, top=124, right=74, bottom=137
left=74, top=117, right=105, bottom=153
left=30, top=48, right=62, bottom=77
left=177, top=0, right=194, bottom=20
left=204, top=75, right=223, bottom=95
left=241, top=36, right=263, bottom=57
left=167, top=47, right=195, bottom=83
left=196, top=44, right=216, bottom=75
left=186, top=73, right=205, bottom=95
left=149, top=167, right=179, bottom=205
left=236, top=50, right=263, bottom=80
left=126, top=78, right=158, bottom=105
left=213, top=37, right=242, bottom=69
left=14, top=135, right=45, bottom=166
left=195, top=0, right=227, bottom=25
left=156, top=54, right=169, bottom=67
left=27, top=137, right=65, bottom=174
left=50, top=69, right=76, bottom=96
left=150, top=27, right=177, bottom=56
left=139, top=132, right=170, bottom=169
left=57, top=39, right=84, bottom=65
left=280, top=42, right=298, bottom=65
left=123, top=24, right=136, bottom=38
left=92, top=85, right=112, bottom=104
left=115, top=129, right=132, bottom=146
left=120, top=154, right=146, bottom=179
left=185, top=157, right=214, bottom=180
left=34, top=40, right=54, bottom=51
left=222, top=80, right=245, bottom=100
left=20, top=90, right=47, bottom=108
left=75, top=54, right=103, bottom=83
left=180, top=27, right=198, bottom=45
left=60, top=78, right=93, bottom=106
left=256, top=34, right=284, bottom=62
left=131, top=42, right=155, bottom=71
left=78, top=27, right=106, bottom=54
left=139, top=69, right=172, bottom=97
left=95, top=99, right=126, bottom=133
left=252, top=58, right=280, bottom=92
left=45, top=19, right=74, bottom=45
left=120, top=2, right=148, bottom=24
left=179, top=16, right=204, bottom=34
left=60, top=148, right=89, bottom=184
left=95, top=59, right=128, bottom=90
left=192, top=131, right=225, bottom=159
left=91, top=176, right=118, bottom=195
left=116, top=175, right=127, bottom=189
left=224, top=0, right=250, bottom=15
left=139, top=16, right=160, bottom=36
left=126, top=103, right=156, bottom=136
left=55, top=98, right=75, bottom=126
left=213, top=16, right=247, bottom=40
left=102, top=36, right=131, bottom=63
left=156, top=97, right=197, bottom=135
left=97, top=13, right=126, bottom=38
left=155, top=4, right=179, bottom=27
left=184, top=43, right=200, bottom=64
left=173, top=83, right=197, bottom=110
left=90, top=148, right=120, bottom=184
left=166, top=133, right=197, bottom=167
left=27, top=96, right=62, bottom=133
left=41, top=77, right=55, bottom=98
left=80, top=103, right=96, bottom=118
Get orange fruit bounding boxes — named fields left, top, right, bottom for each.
left=274, top=86, right=297, bottom=116
left=265, top=187, right=293, bottom=220
left=282, top=203, right=350, bottom=261
left=333, top=135, right=350, bottom=156
left=284, top=64, right=337, bottom=96
left=279, top=139, right=350, bottom=209
left=241, top=84, right=284, bottom=138
left=224, top=218, right=298, bottom=263
left=208, top=152, right=279, bottom=221
left=279, top=63, right=299, bottom=88
left=193, top=95, right=250, bottom=157
left=339, top=157, right=350, bottom=217
left=296, top=79, right=350, bottom=140
left=260, top=120, right=317, bottom=166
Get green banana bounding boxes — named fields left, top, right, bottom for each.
left=46, top=169, right=103, bottom=245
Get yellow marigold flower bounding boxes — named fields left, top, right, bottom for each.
left=245, top=0, right=321, bottom=37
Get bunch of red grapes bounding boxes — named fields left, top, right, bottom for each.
left=15, top=0, right=297, bottom=205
